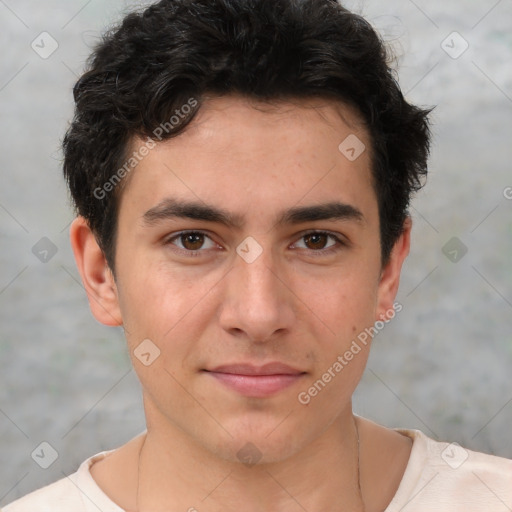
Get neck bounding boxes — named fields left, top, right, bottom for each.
left=135, top=405, right=364, bottom=512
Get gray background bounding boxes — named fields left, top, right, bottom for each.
left=1, top=0, right=511, bottom=504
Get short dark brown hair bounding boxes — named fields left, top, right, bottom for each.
left=63, top=0, right=433, bottom=274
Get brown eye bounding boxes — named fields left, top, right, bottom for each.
left=166, top=231, right=217, bottom=254
left=293, top=231, right=344, bottom=255
left=181, top=232, right=205, bottom=250
left=303, top=232, right=330, bottom=250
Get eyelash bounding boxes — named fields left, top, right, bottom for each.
left=164, top=230, right=346, bottom=258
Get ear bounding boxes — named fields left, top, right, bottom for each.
left=69, top=216, right=123, bottom=326
left=375, top=216, right=412, bottom=321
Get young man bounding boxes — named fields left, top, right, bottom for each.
left=4, top=0, right=511, bottom=511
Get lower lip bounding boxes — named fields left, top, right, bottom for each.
left=205, top=371, right=305, bottom=397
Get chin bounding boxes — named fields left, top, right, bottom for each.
left=205, top=418, right=310, bottom=467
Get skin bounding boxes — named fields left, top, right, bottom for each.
left=70, top=95, right=413, bottom=512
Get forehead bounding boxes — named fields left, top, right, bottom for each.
left=118, top=95, right=376, bottom=225
left=167, top=94, right=370, bottom=156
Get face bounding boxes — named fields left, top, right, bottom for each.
left=76, top=95, right=409, bottom=464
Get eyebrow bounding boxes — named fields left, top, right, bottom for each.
left=142, top=198, right=364, bottom=229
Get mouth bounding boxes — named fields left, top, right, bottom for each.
left=202, top=362, right=307, bottom=398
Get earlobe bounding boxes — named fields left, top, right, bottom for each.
left=69, top=216, right=123, bottom=327
left=375, top=217, right=412, bottom=321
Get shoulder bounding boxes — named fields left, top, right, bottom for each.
left=2, top=449, right=120, bottom=512
left=2, top=474, right=85, bottom=512
left=388, top=429, right=512, bottom=511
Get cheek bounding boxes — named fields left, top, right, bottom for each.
left=115, top=257, right=222, bottom=361
left=298, top=264, right=379, bottom=346
left=295, top=278, right=377, bottom=415
left=116, top=264, right=210, bottom=404
left=291, top=261, right=379, bottom=402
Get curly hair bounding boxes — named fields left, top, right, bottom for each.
left=63, top=0, right=433, bottom=275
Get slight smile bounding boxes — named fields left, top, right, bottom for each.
left=203, top=362, right=307, bottom=398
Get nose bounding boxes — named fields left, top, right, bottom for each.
left=218, top=241, right=295, bottom=344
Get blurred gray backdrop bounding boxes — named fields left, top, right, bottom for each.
left=1, top=0, right=511, bottom=504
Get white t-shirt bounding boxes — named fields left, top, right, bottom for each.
left=3, top=429, right=511, bottom=511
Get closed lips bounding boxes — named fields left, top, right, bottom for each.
left=204, top=362, right=306, bottom=375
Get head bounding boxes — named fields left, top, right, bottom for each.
left=66, top=0, right=432, bottom=465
